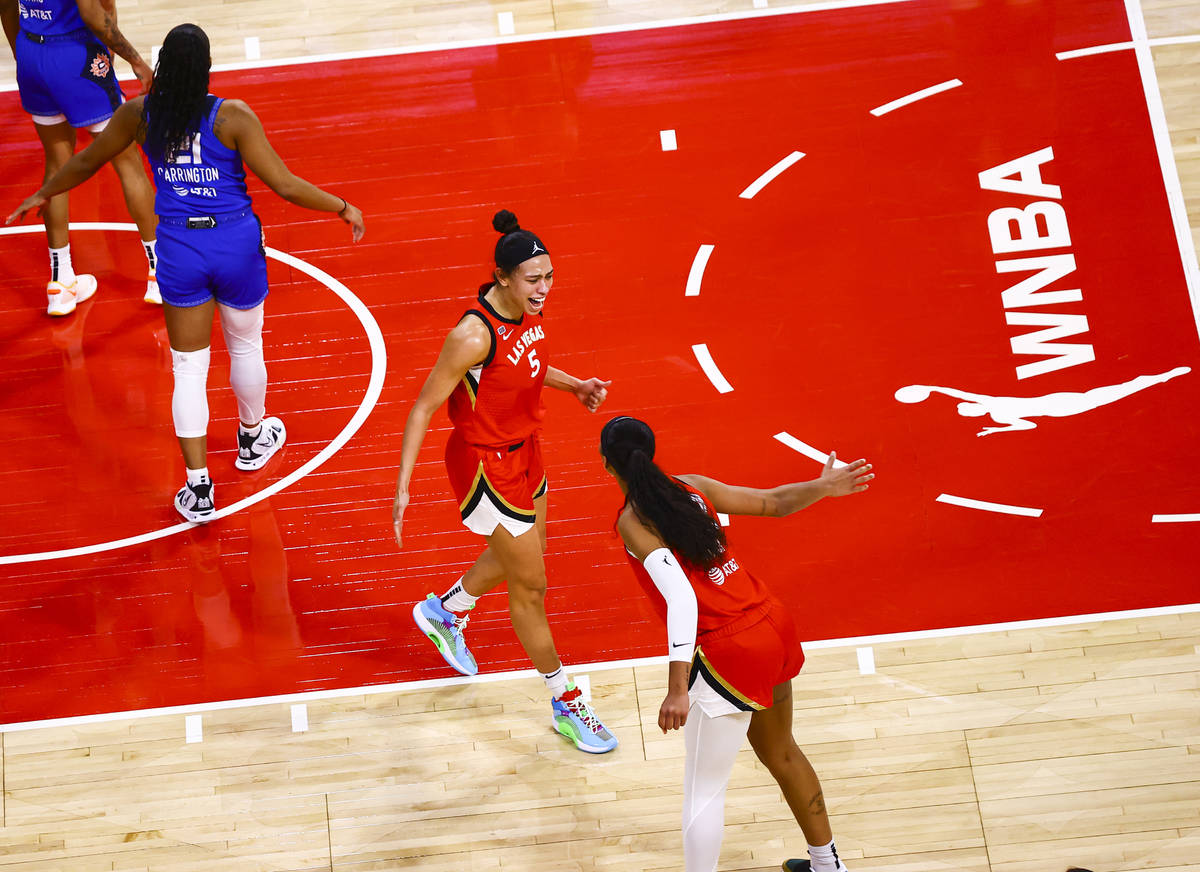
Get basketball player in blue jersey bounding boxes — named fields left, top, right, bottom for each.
left=1, top=0, right=162, bottom=313
left=7, top=23, right=365, bottom=523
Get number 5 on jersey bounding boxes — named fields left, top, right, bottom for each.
left=528, top=348, right=541, bottom=378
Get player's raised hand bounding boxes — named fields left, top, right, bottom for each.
left=820, top=452, right=873, bottom=496
left=576, top=377, right=611, bottom=412
left=6, top=192, right=48, bottom=226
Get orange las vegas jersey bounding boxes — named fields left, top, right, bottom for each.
left=622, top=480, right=779, bottom=635
left=447, top=285, right=548, bottom=447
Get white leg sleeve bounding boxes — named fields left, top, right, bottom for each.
left=682, top=703, right=752, bottom=872
left=217, top=303, right=267, bottom=426
left=171, top=346, right=211, bottom=438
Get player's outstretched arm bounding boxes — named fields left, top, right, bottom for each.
left=679, top=452, right=873, bottom=518
left=223, top=100, right=365, bottom=241
left=77, top=0, right=152, bottom=92
left=545, top=366, right=611, bottom=412
left=1, top=0, right=18, bottom=56
left=5, top=100, right=142, bottom=224
left=392, top=319, right=491, bottom=548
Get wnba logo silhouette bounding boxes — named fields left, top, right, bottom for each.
left=895, top=368, right=1191, bottom=436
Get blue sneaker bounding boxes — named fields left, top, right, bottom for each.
left=412, top=593, right=478, bottom=676
left=552, top=681, right=618, bottom=754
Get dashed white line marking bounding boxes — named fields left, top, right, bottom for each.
left=691, top=344, right=734, bottom=393
left=936, top=493, right=1043, bottom=518
left=1056, top=40, right=1134, bottom=59
left=498, top=11, right=515, bottom=34
left=717, top=513, right=730, bottom=527
left=185, top=715, right=203, bottom=744
left=686, top=244, right=715, bottom=296
left=1151, top=513, right=1200, bottom=523
left=870, top=78, right=963, bottom=116
left=739, top=150, right=804, bottom=199
left=772, top=432, right=849, bottom=468
left=660, top=129, right=678, bottom=151
left=754, top=0, right=770, bottom=7
left=856, top=647, right=876, bottom=675
left=244, top=36, right=261, bottom=60
left=290, top=703, right=309, bottom=732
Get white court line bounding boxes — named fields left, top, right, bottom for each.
left=149, top=45, right=161, bottom=68
left=739, top=151, right=805, bottom=199
left=660, top=129, right=678, bottom=151
left=1124, top=0, right=1200, bottom=341
left=856, top=647, right=876, bottom=675
left=772, top=432, right=849, bottom=468
left=184, top=715, right=203, bottom=744
left=869, top=78, right=963, bottom=116
left=685, top=244, right=715, bottom=296
left=1056, top=33, right=1200, bottom=60
left=1151, top=513, right=1200, bottom=522
left=290, top=703, right=309, bottom=732
left=0, top=0, right=918, bottom=93
left=716, top=512, right=730, bottom=527
left=754, top=0, right=770, bottom=7
left=244, top=36, right=262, bottom=61
left=691, top=343, right=734, bottom=393
left=0, top=223, right=386, bottom=565
left=574, top=674, right=592, bottom=702
left=497, top=11, right=515, bottom=35
left=936, top=493, right=1043, bottom=518
left=3, top=601, right=1197, bottom=734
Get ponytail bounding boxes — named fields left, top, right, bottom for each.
left=142, top=24, right=211, bottom=163
left=600, top=416, right=726, bottom=569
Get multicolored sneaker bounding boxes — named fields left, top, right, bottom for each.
left=552, top=681, right=618, bottom=754
left=235, top=417, right=286, bottom=471
left=144, top=272, right=162, bottom=305
left=412, top=593, right=478, bottom=676
left=175, top=479, right=215, bottom=524
left=46, top=274, right=97, bottom=316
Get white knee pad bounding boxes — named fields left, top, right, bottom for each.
left=682, top=706, right=752, bottom=872
left=218, top=304, right=267, bottom=425
left=171, top=346, right=211, bottom=438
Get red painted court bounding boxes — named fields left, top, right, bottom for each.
left=0, top=0, right=1197, bottom=727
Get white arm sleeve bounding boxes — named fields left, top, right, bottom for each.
left=642, top=547, right=699, bottom=663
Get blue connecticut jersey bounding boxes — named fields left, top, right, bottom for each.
left=146, top=96, right=253, bottom=218
left=17, top=0, right=85, bottom=36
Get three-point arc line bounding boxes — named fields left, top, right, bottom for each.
left=936, top=494, right=1043, bottom=518
left=686, top=245, right=715, bottom=296
left=739, top=151, right=805, bottom=199
left=691, top=344, right=734, bottom=393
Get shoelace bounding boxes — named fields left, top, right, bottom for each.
left=563, top=696, right=604, bottom=733
left=452, top=613, right=470, bottom=633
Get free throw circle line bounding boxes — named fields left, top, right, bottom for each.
left=0, top=222, right=386, bottom=565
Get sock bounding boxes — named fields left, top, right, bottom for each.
left=186, top=467, right=211, bottom=486
left=440, top=577, right=478, bottom=613
left=143, top=239, right=157, bottom=272
left=541, top=664, right=568, bottom=699
left=49, top=245, right=76, bottom=286
left=240, top=420, right=262, bottom=439
left=808, top=840, right=841, bottom=872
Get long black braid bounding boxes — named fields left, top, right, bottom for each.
left=141, top=24, right=211, bottom=163
left=600, top=416, right=727, bottom=570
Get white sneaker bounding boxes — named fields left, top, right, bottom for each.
left=175, top=479, right=215, bottom=523
left=46, top=274, right=97, bottom=316
left=144, top=272, right=162, bottom=305
left=235, top=416, right=287, bottom=471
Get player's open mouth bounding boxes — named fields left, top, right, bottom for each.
left=529, top=296, right=545, bottom=310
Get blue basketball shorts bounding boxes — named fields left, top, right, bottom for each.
left=156, top=212, right=270, bottom=310
left=15, top=32, right=123, bottom=129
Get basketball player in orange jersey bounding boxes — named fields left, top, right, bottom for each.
left=600, top=415, right=873, bottom=872
left=391, top=210, right=618, bottom=754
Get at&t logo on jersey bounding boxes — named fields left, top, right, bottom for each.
left=706, top=556, right=740, bottom=586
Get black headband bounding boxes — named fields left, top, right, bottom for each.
left=492, top=209, right=549, bottom=272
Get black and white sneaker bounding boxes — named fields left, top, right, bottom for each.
left=782, top=859, right=849, bottom=872
left=175, top=479, right=215, bottom=523
left=235, top=416, right=286, bottom=471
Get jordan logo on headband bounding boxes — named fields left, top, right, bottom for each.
left=531, top=241, right=545, bottom=255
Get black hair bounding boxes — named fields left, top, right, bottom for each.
left=142, top=24, right=211, bottom=163
left=600, top=416, right=727, bottom=570
left=492, top=209, right=549, bottom=273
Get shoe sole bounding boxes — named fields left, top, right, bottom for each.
left=412, top=601, right=478, bottom=676
left=553, top=715, right=619, bottom=754
left=235, top=418, right=287, bottom=471
left=47, top=276, right=98, bottom=316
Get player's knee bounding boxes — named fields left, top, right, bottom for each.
left=753, top=735, right=801, bottom=774
left=508, top=570, right=548, bottom=603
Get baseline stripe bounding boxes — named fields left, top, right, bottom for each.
left=1151, top=513, right=1200, bottom=523
left=870, top=78, right=962, bottom=116
left=686, top=244, right=715, bottom=296
left=936, top=493, right=1043, bottom=517
left=692, top=343, right=734, bottom=393
left=739, top=151, right=804, bottom=199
